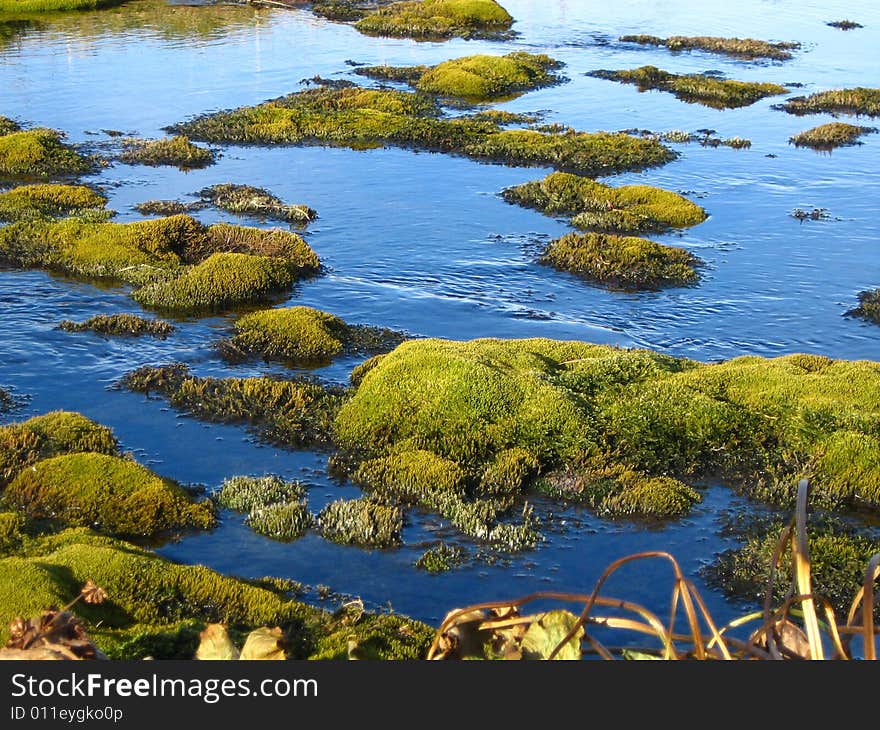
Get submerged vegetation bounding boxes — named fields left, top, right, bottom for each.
left=0, top=127, right=92, bottom=179
left=540, top=232, right=701, bottom=290
left=352, top=0, right=514, bottom=41
left=790, top=122, right=877, bottom=150
left=778, top=88, right=880, bottom=117
left=0, top=183, right=106, bottom=222
left=317, top=497, right=403, bottom=548
left=827, top=20, right=862, bottom=30
left=118, top=135, right=215, bottom=169
left=589, top=66, right=788, bottom=109
left=174, top=85, right=675, bottom=177
left=619, top=34, right=799, bottom=61
left=502, top=171, right=707, bottom=234
left=198, top=184, right=316, bottom=224
left=846, top=289, right=880, bottom=325
left=59, top=313, right=174, bottom=338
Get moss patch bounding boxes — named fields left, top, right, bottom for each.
left=589, top=65, right=788, bottom=109
left=247, top=502, right=313, bottom=542
left=790, top=122, right=876, bottom=150
left=134, top=200, right=192, bottom=216
left=415, top=542, right=466, bottom=573
left=198, top=183, right=316, bottom=224
left=778, top=88, right=880, bottom=117
left=846, top=289, right=880, bottom=325
left=0, top=184, right=106, bottom=222
left=118, top=135, right=215, bottom=170
left=502, top=171, right=707, bottom=234
left=541, top=232, right=701, bottom=290
left=0, top=511, right=25, bottom=554
left=620, top=34, right=799, bottom=61
left=0, top=0, right=126, bottom=12
left=218, top=476, right=311, bottom=543
left=59, top=313, right=175, bottom=338
left=354, top=0, right=513, bottom=40
left=174, top=85, right=675, bottom=177
left=0, top=127, right=92, bottom=179
left=827, top=20, right=862, bottom=30
left=318, top=497, right=403, bottom=548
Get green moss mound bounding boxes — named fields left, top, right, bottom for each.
left=0, top=184, right=106, bottom=222
left=119, top=135, right=215, bottom=169
left=0, top=511, right=25, bottom=554
left=198, top=183, right=316, bottom=224
left=0, top=411, right=118, bottom=486
left=174, top=85, right=675, bottom=178
left=790, top=122, right=877, bottom=150
left=846, top=289, right=880, bottom=324
left=218, top=475, right=306, bottom=513
left=827, top=20, right=862, bottom=30
left=354, top=449, right=466, bottom=505
left=354, top=0, right=513, bottom=40
left=779, top=88, right=880, bottom=117
left=541, top=232, right=701, bottom=290
left=59, top=313, right=175, bottom=338
left=247, top=501, right=313, bottom=542
left=620, top=35, right=799, bottom=61
left=0, top=127, right=92, bottom=179
left=0, top=0, right=126, bottom=12
left=590, top=66, right=788, bottom=109
left=3, top=452, right=216, bottom=536
left=502, top=171, right=707, bottom=233
left=134, top=199, right=192, bottom=216
left=318, top=497, right=403, bottom=548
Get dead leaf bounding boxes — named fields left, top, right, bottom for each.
left=195, top=624, right=240, bottom=660
left=520, top=610, right=583, bottom=660
left=240, top=627, right=286, bottom=660
left=80, top=581, right=108, bottom=605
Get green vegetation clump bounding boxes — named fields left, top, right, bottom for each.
left=229, top=306, right=405, bottom=365
left=0, top=0, right=126, bottom=12
left=827, top=20, right=862, bottom=30
left=59, top=313, right=175, bottom=338
left=0, top=184, right=106, bottom=222
left=217, top=475, right=305, bottom=513
left=778, top=88, right=880, bottom=117
left=174, top=85, right=675, bottom=177
left=0, top=117, right=20, bottom=136
left=119, top=135, right=215, bottom=169
left=790, top=122, right=876, bottom=150
left=589, top=66, right=788, bottom=109
left=0, top=411, right=117, bottom=486
left=620, top=34, right=799, bottom=60
left=541, top=232, right=701, bottom=290
left=121, top=364, right=345, bottom=449
left=0, top=511, right=25, bottom=554
left=0, top=127, right=92, bottom=179
left=247, top=501, right=312, bottom=542
left=354, top=450, right=467, bottom=505
left=502, top=171, right=707, bottom=233
left=415, top=542, right=466, bottom=573
left=134, top=200, right=192, bottom=216
left=318, top=497, right=403, bottom=548
left=846, top=289, right=880, bottom=324
left=354, top=0, right=514, bottom=40
left=198, top=183, right=316, bottom=224
left=3, top=452, right=216, bottom=536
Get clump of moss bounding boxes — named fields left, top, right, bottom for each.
left=415, top=542, right=467, bottom=573
left=789, top=122, right=876, bottom=150
left=119, top=135, right=215, bottom=170
left=174, top=85, right=674, bottom=177
left=827, top=20, right=862, bottom=30
left=845, top=289, right=880, bottom=325
left=359, top=52, right=562, bottom=102
left=318, top=497, right=403, bottom=548
left=620, top=34, right=799, bottom=61
left=134, top=200, right=193, bottom=216
left=778, top=88, right=880, bottom=117
left=121, top=364, right=344, bottom=449
left=198, top=184, right=316, bottom=225
left=0, top=511, right=25, bottom=555
left=658, top=129, right=751, bottom=149
left=540, top=232, right=701, bottom=290
left=217, top=475, right=306, bottom=512
left=354, top=449, right=466, bottom=505
left=0, top=127, right=92, bottom=179
left=0, top=0, right=126, bottom=11
left=247, top=501, right=313, bottom=542
left=0, top=411, right=117, bottom=486
left=0, top=387, right=12, bottom=414
left=59, top=313, right=175, bottom=338
left=228, top=306, right=405, bottom=365
left=3, top=452, right=215, bottom=536
left=0, top=117, right=20, bottom=136
left=311, top=2, right=369, bottom=22
left=0, top=184, right=106, bottom=222
left=502, top=171, right=707, bottom=234
left=589, top=66, right=788, bottom=109
left=354, top=0, right=514, bottom=40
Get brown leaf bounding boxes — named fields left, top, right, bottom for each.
left=195, top=624, right=240, bottom=660
left=80, top=581, right=108, bottom=605
left=240, top=627, right=286, bottom=661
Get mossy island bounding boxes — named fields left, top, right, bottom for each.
left=0, top=125, right=93, bottom=180
left=619, top=35, right=800, bottom=61
left=357, top=52, right=563, bottom=103
left=59, top=313, right=175, bottom=338
left=778, top=88, right=880, bottom=117
left=845, top=289, right=880, bottom=325
left=218, top=476, right=312, bottom=543
left=789, top=122, right=877, bottom=150
left=118, top=135, right=215, bottom=170
left=199, top=183, right=316, bottom=224
left=502, top=171, right=707, bottom=234
left=0, top=0, right=126, bottom=12
left=589, top=65, right=788, bottom=109
left=827, top=20, right=862, bottom=30
left=173, top=84, right=675, bottom=177
left=0, top=183, right=107, bottom=223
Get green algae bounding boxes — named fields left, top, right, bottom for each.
left=59, top=313, right=175, bottom=338
left=0, top=127, right=93, bottom=179
left=317, top=497, right=403, bottom=548
left=198, top=183, right=316, bottom=224
left=415, top=542, right=466, bottom=573
left=0, top=183, right=107, bottom=222
left=118, top=135, right=215, bottom=170
left=502, top=171, right=707, bottom=234
left=353, top=0, right=513, bottom=40
left=778, top=88, right=880, bottom=117
left=846, top=289, right=880, bottom=325
left=790, top=122, right=877, bottom=150
left=174, top=85, right=675, bottom=177
left=541, top=232, right=701, bottom=291
left=589, top=65, right=788, bottom=109
left=620, top=34, right=800, bottom=61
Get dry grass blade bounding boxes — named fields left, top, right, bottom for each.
left=795, top=479, right=824, bottom=659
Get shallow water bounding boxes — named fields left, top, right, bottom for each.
left=0, top=0, right=878, bottom=631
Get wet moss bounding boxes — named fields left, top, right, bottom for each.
left=790, top=122, right=877, bottom=150
left=0, top=411, right=118, bottom=486
left=198, top=183, right=316, bottom=224
left=229, top=306, right=405, bottom=365
left=310, top=2, right=368, bottom=22
left=0, top=116, right=20, bottom=136
left=118, top=135, right=215, bottom=170
left=478, top=447, right=539, bottom=499
left=846, top=289, right=880, bottom=325
left=415, top=542, right=466, bottom=573
left=246, top=501, right=313, bottom=542
left=827, top=20, right=862, bottom=30
left=0, top=127, right=92, bottom=179
left=354, top=0, right=514, bottom=40
left=3, top=452, right=216, bottom=536
left=778, top=88, right=880, bottom=117
left=541, top=232, right=701, bottom=291
left=589, top=66, right=788, bottom=109
left=0, top=511, right=25, bottom=554
left=0, top=183, right=106, bottom=222
left=308, top=613, right=432, bottom=660
left=134, top=200, right=192, bottom=216
left=174, top=85, right=675, bottom=177
left=59, top=313, right=175, bottom=338
left=318, top=497, right=403, bottom=548
left=354, top=449, right=467, bottom=505
left=620, top=34, right=799, bottom=61
left=218, top=475, right=306, bottom=513
left=0, top=0, right=126, bottom=11
left=121, top=364, right=344, bottom=449
left=502, top=171, right=707, bottom=234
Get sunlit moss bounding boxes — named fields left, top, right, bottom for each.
left=0, top=127, right=92, bottom=179
left=790, top=122, right=877, bottom=150
left=503, top=171, right=707, bottom=233
left=134, top=199, right=192, bottom=216
left=590, top=65, right=788, bottom=109
left=779, top=88, right=880, bottom=117
left=845, top=289, right=880, bottom=325
left=247, top=501, right=313, bottom=542
left=354, top=0, right=513, bottom=40
left=415, top=542, right=467, bottom=573
left=318, top=497, right=403, bottom=548
left=198, top=183, right=316, bottom=224
left=620, top=34, right=799, bottom=60
left=118, top=135, right=215, bottom=170
left=0, top=117, right=20, bottom=135
left=59, top=313, right=174, bottom=338
left=0, top=511, right=25, bottom=554
left=217, top=475, right=306, bottom=513
left=0, top=183, right=106, bottom=222
left=0, top=0, right=126, bottom=12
